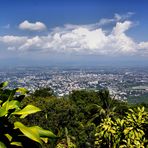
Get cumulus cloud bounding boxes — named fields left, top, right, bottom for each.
left=54, top=12, right=134, bottom=32
left=0, top=35, right=27, bottom=44
left=112, top=21, right=132, bottom=34
left=0, top=13, right=148, bottom=56
left=19, top=20, right=46, bottom=31
left=139, top=42, right=148, bottom=50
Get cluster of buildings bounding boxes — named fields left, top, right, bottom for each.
left=0, top=67, right=148, bottom=102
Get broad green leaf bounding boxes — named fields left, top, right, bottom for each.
left=16, top=88, right=28, bottom=95
left=2, top=100, right=9, bottom=111
left=12, top=105, right=41, bottom=118
left=33, top=126, right=57, bottom=138
left=0, top=107, right=7, bottom=117
left=6, top=100, right=20, bottom=110
left=0, top=81, right=8, bottom=88
left=14, top=122, right=42, bottom=145
left=10, top=142, right=22, bottom=147
left=0, top=100, right=20, bottom=117
left=0, top=141, right=6, bottom=148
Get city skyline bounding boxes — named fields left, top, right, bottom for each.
left=0, top=0, right=148, bottom=66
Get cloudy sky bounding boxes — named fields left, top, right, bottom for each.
left=0, top=0, right=148, bottom=66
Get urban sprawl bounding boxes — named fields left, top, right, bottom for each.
left=0, top=66, right=148, bottom=103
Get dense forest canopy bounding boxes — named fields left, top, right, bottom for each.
left=0, top=82, right=148, bottom=147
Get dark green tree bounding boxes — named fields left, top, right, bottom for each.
left=32, top=87, right=54, bottom=98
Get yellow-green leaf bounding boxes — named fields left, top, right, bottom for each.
left=5, top=134, right=12, bottom=142
left=0, top=100, right=20, bottom=117
left=141, top=106, right=145, bottom=112
left=10, top=142, right=22, bottom=147
left=7, top=100, right=20, bottom=110
left=14, top=122, right=42, bottom=145
left=0, top=141, right=6, bottom=148
left=12, top=105, right=41, bottom=118
left=33, top=126, right=57, bottom=138
left=16, top=88, right=28, bottom=95
left=124, top=127, right=133, bottom=135
left=41, top=138, right=48, bottom=143
left=0, top=81, right=8, bottom=88
left=128, top=109, right=134, bottom=113
left=0, top=108, right=7, bottom=117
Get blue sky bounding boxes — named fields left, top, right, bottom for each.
left=0, top=0, right=148, bottom=66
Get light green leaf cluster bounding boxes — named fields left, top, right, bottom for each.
left=95, top=107, right=148, bottom=147
left=0, top=81, right=56, bottom=147
left=14, top=122, right=56, bottom=145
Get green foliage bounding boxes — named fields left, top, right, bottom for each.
left=32, top=87, right=54, bottom=98
left=88, top=90, right=117, bottom=125
left=22, top=88, right=148, bottom=148
left=1, top=81, right=147, bottom=148
left=56, top=128, right=76, bottom=148
left=0, top=82, right=56, bottom=147
left=95, top=107, right=148, bottom=148
left=21, top=96, right=77, bottom=132
left=12, top=104, right=41, bottom=118
left=14, top=121, right=56, bottom=145
left=21, top=89, right=147, bottom=148
left=0, top=141, right=7, bottom=148
left=121, top=107, right=148, bottom=147
left=69, top=90, right=100, bottom=106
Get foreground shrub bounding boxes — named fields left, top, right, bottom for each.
left=95, top=107, right=148, bottom=148
left=0, top=82, right=56, bottom=147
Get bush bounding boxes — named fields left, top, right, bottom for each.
left=0, top=82, right=56, bottom=147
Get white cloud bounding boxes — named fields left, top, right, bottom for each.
left=0, top=22, right=135, bottom=55
left=139, top=42, right=148, bottom=50
left=39, top=20, right=137, bottom=55
left=112, top=21, right=132, bottom=35
left=57, top=12, right=135, bottom=32
left=0, top=35, right=27, bottom=44
left=0, top=36, right=27, bottom=52
left=19, top=20, right=46, bottom=31
left=109, top=21, right=137, bottom=54
left=114, top=12, right=135, bottom=21
left=97, top=12, right=135, bottom=26
left=0, top=13, right=148, bottom=56
left=19, top=36, right=43, bottom=51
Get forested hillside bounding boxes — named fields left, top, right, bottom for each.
left=0, top=82, right=148, bottom=148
